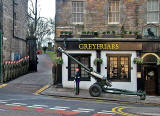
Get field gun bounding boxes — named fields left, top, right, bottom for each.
left=58, top=47, right=146, bottom=100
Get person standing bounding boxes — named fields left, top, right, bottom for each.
left=75, top=67, right=80, bottom=95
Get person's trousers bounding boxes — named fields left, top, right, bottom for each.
left=76, top=81, right=79, bottom=95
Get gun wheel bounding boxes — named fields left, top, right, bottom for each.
left=140, top=94, right=146, bottom=100
left=89, top=84, right=102, bottom=97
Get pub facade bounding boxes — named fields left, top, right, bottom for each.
left=55, top=0, right=160, bottom=95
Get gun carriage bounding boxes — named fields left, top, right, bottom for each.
left=58, top=47, right=146, bottom=100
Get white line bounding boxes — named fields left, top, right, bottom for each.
left=77, top=108, right=94, bottom=111
left=98, top=110, right=114, bottom=113
left=53, top=106, right=70, bottom=109
left=9, top=103, right=27, bottom=106
left=72, top=110, right=91, bottom=113
left=140, top=113, right=160, bottom=116
left=97, top=112, right=114, bottom=114
left=0, top=109, right=6, bottom=111
left=49, top=106, right=70, bottom=111
left=0, top=102, right=7, bottom=104
left=6, top=104, right=22, bottom=106
left=27, top=105, right=48, bottom=108
left=72, top=108, right=94, bottom=113
left=50, top=108, right=66, bottom=111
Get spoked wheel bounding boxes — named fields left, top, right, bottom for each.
left=89, top=84, right=102, bottom=97
left=140, top=94, right=146, bottom=100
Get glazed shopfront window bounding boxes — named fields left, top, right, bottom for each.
left=107, top=55, right=131, bottom=82
left=68, top=54, right=91, bottom=81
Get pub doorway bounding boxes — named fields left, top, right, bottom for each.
left=142, top=54, right=159, bottom=95
left=143, top=65, right=158, bottom=95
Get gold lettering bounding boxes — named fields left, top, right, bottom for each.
left=104, top=44, right=107, bottom=49
left=88, top=44, right=92, bottom=49
left=96, top=44, right=100, bottom=49
left=79, top=44, right=120, bottom=50
left=92, top=44, right=96, bottom=49
left=99, top=44, right=103, bottom=49
left=84, top=44, right=88, bottom=49
left=112, top=44, right=116, bottom=49
left=107, top=44, right=111, bottom=49
left=115, top=44, right=119, bottom=49
left=79, top=44, right=83, bottom=49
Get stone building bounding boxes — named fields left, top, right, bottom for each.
left=55, top=0, right=160, bottom=96
left=0, top=0, right=28, bottom=61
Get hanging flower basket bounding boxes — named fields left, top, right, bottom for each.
left=157, top=58, right=160, bottom=65
left=94, top=58, right=103, bottom=65
left=133, top=57, right=143, bottom=64
left=55, top=57, right=63, bottom=65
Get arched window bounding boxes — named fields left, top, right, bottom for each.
left=143, top=24, right=158, bottom=37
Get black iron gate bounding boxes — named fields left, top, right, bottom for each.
left=27, top=37, right=38, bottom=72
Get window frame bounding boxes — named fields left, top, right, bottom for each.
left=107, top=54, right=131, bottom=82
left=72, top=1, right=84, bottom=25
left=147, top=0, right=159, bottom=24
left=68, top=54, right=91, bottom=81
left=108, top=0, right=120, bottom=24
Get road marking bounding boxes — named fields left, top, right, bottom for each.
left=139, top=113, right=160, bottom=116
left=27, top=105, right=49, bottom=108
left=50, top=106, right=70, bottom=110
left=6, top=103, right=27, bottom=106
left=97, top=110, right=114, bottom=114
left=34, top=85, right=50, bottom=95
left=112, top=106, right=139, bottom=116
left=0, top=101, right=7, bottom=104
left=0, top=84, right=8, bottom=88
left=0, top=109, right=6, bottom=111
left=0, top=104, right=80, bottom=115
left=72, top=108, right=94, bottom=113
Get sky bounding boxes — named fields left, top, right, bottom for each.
left=30, top=0, right=55, bottom=19
left=38, top=0, right=55, bottom=19
left=29, top=0, right=55, bottom=46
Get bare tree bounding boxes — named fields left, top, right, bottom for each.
left=27, top=0, right=55, bottom=48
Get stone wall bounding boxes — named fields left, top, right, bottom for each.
left=2, top=0, right=28, bottom=61
left=55, top=0, right=160, bottom=37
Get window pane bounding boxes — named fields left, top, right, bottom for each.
left=108, top=0, right=120, bottom=24
left=120, top=57, right=129, bottom=79
left=108, top=55, right=130, bottom=81
left=81, top=57, right=89, bottom=78
left=109, top=57, right=118, bottom=79
left=147, top=0, right=159, bottom=23
left=68, top=55, right=90, bottom=81
left=72, top=1, right=84, bottom=24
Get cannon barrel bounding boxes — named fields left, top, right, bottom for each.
left=58, top=47, right=112, bottom=87
left=58, top=47, right=91, bottom=72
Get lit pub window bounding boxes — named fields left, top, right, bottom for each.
left=107, top=55, right=131, bottom=82
left=68, top=54, right=91, bottom=81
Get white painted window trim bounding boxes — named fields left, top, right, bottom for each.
left=108, top=0, right=120, bottom=24
left=147, top=0, right=159, bottom=24
left=72, top=1, right=84, bottom=25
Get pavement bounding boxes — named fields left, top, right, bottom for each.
left=41, top=85, right=160, bottom=105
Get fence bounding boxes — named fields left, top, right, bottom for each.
left=2, top=56, right=29, bottom=83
